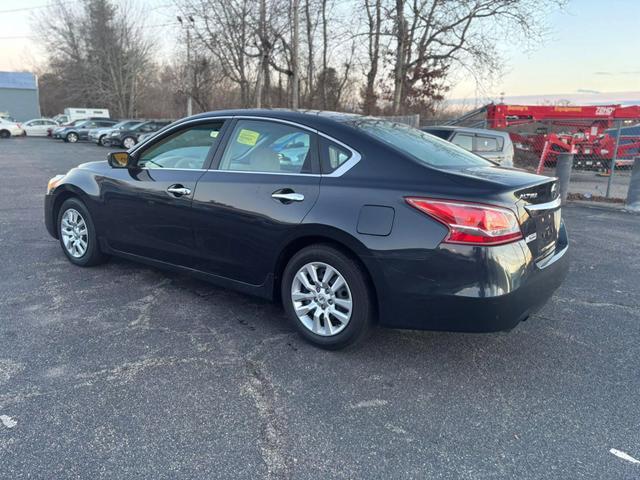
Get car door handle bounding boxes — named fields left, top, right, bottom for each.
left=272, top=192, right=304, bottom=203
left=167, top=185, right=191, bottom=197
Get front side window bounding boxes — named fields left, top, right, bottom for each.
left=218, top=119, right=314, bottom=174
left=348, top=118, right=492, bottom=168
left=137, top=122, right=223, bottom=170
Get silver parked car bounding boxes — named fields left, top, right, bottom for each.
left=422, top=126, right=514, bottom=167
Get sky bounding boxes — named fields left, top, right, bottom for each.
left=0, top=0, right=638, bottom=105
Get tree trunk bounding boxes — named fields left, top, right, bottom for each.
left=363, top=0, right=381, bottom=114
left=305, top=0, right=314, bottom=107
left=392, top=0, right=406, bottom=114
left=291, top=0, right=300, bottom=110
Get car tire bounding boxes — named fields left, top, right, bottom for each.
left=57, top=198, right=108, bottom=267
left=281, top=244, right=374, bottom=350
left=99, top=135, right=109, bottom=146
left=66, top=132, right=79, bottom=143
left=0, top=130, right=10, bottom=138
left=122, top=136, right=136, bottom=149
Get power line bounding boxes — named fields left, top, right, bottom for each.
left=0, top=1, right=78, bottom=14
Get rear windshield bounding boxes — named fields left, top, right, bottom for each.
left=347, top=118, right=492, bottom=167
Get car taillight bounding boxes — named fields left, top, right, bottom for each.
left=406, top=197, right=523, bottom=246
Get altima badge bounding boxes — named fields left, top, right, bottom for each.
left=520, top=192, right=538, bottom=200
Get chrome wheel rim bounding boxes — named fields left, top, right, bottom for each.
left=291, top=262, right=352, bottom=336
left=123, top=137, right=135, bottom=149
left=68, top=133, right=77, bottom=142
left=61, top=208, right=88, bottom=258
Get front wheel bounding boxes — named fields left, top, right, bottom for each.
left=122, top=136, right=136, bottom=149
left=57, top=198, right=108, bottom=266
left=282, top=244, right=374, bottom=349
left=66, top=132, right=79, bottom=143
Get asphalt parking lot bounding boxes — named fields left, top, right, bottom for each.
left=1, top=136, right=639, bottom=479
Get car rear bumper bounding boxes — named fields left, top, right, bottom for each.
left=372, top=222, right=569, bottom=332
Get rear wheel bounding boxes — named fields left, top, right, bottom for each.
left=282, top=244, right=374, bottom=349
left=57, top=198, right=108, bottom=266
left=99, top=135, right=109, bottom=146
left=0, top=130, right=10, bottom=138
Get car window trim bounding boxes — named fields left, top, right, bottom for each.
left=129, top=114, right=361, bottom=176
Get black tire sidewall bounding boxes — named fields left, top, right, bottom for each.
left=282, top=245, right=373, bottom=349
left=57, top=198, right=104, bottom=266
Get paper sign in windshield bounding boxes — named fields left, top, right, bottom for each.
left=237, top=129, right=260, bottom=146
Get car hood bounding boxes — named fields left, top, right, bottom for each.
left=77, top=160, right=110, bottom=172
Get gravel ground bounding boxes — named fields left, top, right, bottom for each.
left=1, top=136, right=639, bottom=479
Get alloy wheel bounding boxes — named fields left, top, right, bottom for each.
left=61, top=208, right=88, bottom=258
left=67, top=133, right=78, bottom=143
left=291, top=262, right=353, bottom=336
left=123, top=137, right=136, bottom=149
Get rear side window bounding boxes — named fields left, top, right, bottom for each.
left=320, top=138, right=352, bottom=174
left=475, top=135, right=502, bottom=152
left=218, top=119, right=315, bottom=174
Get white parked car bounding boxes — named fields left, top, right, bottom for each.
left=22, top=118, right=59, bottom=136
left=422, top=126, right=515, bottom=167
left=0, top=118, right=25, bottom=138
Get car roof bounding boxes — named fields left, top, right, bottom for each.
left=189, top=109, right=363, bottom=129
left=422, top=125, right=510, bottom=137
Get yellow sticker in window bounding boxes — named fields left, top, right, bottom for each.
left=210, top=130, right=219, bottom=138
left=237, top=129, right=260, bottom=146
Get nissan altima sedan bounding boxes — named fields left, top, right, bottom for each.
left=44, top=110, right=569, bottom=349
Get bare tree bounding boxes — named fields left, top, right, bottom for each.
left=387, top=0, right=566, bottom=114
left=362, top=0, right=382, bottom=114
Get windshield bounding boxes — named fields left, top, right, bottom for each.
left=347, top=118, right=493, bottom=168
left=113, top=120, right=140, bottom=129
left=132, top=122, right=150, bottom=131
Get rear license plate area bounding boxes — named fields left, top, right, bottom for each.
left=535, top=208, right=560, bottom=256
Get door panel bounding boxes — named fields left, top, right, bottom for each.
left=100, top=121, right=226, bottom=266
left=191, top=172, right=320, bottom=285
left=101, top=168, right=203, bottom=266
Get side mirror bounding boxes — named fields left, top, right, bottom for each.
left=108, top=151, right=134, bottom=168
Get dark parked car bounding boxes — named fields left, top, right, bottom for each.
left=45, top=110, right=569, bottom=349
left=108, top=120, right=172, bottom=149
left=88, top=120, right=143, bottom=146
left=57, top=119, right=118, bottom=143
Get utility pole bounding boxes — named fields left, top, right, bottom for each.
left=291, top=0, right=299, bottom=110
left=178, top=15, right=195, bottom=116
